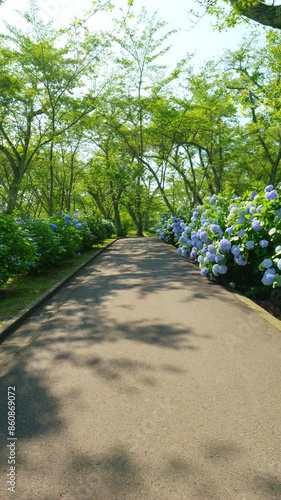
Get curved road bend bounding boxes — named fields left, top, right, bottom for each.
left=0, top=238, right=281, bottom=500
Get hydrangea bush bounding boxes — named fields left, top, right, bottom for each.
left=0, top=215, right=37, bottom=286
left=156, top=186, right=281, bottom=296
left=0, top=213, right=115, bottom=285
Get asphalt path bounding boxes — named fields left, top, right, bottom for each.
left=0, top=238, right=281, bottom=500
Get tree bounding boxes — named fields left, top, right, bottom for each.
left=194, top=0, right=281, bottom=30
left=86, top=131, right=133, bottom=237
left=222, top=31, right=281, bottom=186
left=100, top=8, right=179, bottom=230
left=0, top=4, right=110, bottom=214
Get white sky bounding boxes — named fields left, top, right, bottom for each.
left=0, top=0, right=266, bottom=68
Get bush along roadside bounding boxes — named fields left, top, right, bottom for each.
left=155, top=185, right=281, bottom=300
left=0, top=213, right=116, bottom=286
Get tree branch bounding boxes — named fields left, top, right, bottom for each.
left=230, top=1, right=281, bottom=29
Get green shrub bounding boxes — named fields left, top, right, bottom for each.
left=22, top=219, right=66, bottom=270
left=0, top=215, right=37, bottom=285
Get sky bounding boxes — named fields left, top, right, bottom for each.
left=0, top=0, right=263, bottom=68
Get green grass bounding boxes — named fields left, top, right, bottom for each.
left=0, top=239, right=115, bottom=327
left=126, top=230, right=155, bottom=237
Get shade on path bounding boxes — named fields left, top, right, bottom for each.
left=0, top=238, right=281, bottom=500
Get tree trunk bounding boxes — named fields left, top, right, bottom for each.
left=112, top=199, right=125, bottom=237
left=136, top=219, right=144, bottom=237
left=230, top=1, right=281, bottom=30
left=6, top=183, right=20, bottom=214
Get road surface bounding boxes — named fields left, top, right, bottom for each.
left=0, top=238, right=281, bottom=499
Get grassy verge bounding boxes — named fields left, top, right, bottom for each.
left=0, top=239, right=115, bottom=327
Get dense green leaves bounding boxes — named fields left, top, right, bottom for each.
left=0, top=2, right=281, bottom=240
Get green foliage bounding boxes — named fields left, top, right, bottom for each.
left=0, top=215, right=37, bottom=286
left=0, top=213, right=115, bottom=285
left=22, top=219, right=66, bottom=269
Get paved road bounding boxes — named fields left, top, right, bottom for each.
left=0, top=238, right=281, bottom=500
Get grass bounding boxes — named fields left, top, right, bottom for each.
left=126, top=230, right=155, bottom=237
left=0, top=239, right=115, bottom=327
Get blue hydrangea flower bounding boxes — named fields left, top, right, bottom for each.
left=218, top=265, right=228, bottom=274
left=190, top=249, right=197, bottom=259
left=259, top=240, right=269, bottom=248
left=198, top=255, right=204, bottom=264
left=199, top=230, right=211, bottom=244
left=231, top=245, right=241, bottom=257
left=180, top=222, right=186, bottom=229
left=206, top=252, right=216, bottom=262
left=265, top=185, right=274, bottom=192
left=246, top=240, right=255, bottom=250
left=50, top=223, right=57, bottom=230
left=256, top=205, right=263, bottom=213
left=200, top=267, right=208, bottom=277
left=265, top=190, right=278, bottom=201
left=264, top=267, right=276, bottom=277
left=184, top=226, right=192, bottom=234
left=219, top=239, right=231, bottom=251
left=181, top=249, right=188, bottom=258
left=179, top=236, right=188, bottom=245
left=208, top=244, right=216, bottom=254
left=210, top=195, right=216, bottom=204
left=215, top=253, right=224, bottom=263
left=249, top=206, right=257, bottom=215
left=210, top=224, right=221, bottom=234
left=261, top=258, right=273, bottom=269
left=238, top=216, right=246, bottom=224
left=225, top=226, right=234, bottom=235
left=250, top=191, right=257, bottom=200
left=238, top=229, right=246, bottom=237
left=252, top=219, right=262, bottom=231
left=275, top=246, right=281, bottom=253
left=275, top=209, right=281, bottom=220
left=235, top=255, right=247, bottom=266
left=76, top=223, right=83, bottom=229
left=73, top=219, right=78, bottom=224
left=204, top=257, right=209, bottom=265
left=77, top=252, right=82, bottom=257
left=212, top=264, right=220, bottom=276
left=261, top=268, right=276, bottom=286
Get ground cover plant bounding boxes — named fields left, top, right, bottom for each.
left=156, top=186, right=281, bottom=316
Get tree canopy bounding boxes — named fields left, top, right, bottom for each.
left=195, top=0, right=281, bottom=30
left=0, top=1, right=281, bottom=235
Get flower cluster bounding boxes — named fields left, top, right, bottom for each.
left=0, top=213, right=115, bottom=286
left=156, top=185, right=281, bottom=293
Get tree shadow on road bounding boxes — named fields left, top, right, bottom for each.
left=0, top=239, right=279, bottom=499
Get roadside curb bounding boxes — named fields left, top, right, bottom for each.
left=161, top=240, right=281, bottom=332
left=233, top=292, right=281, bottom=332
left=0, top=239, right=117, bottom=343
